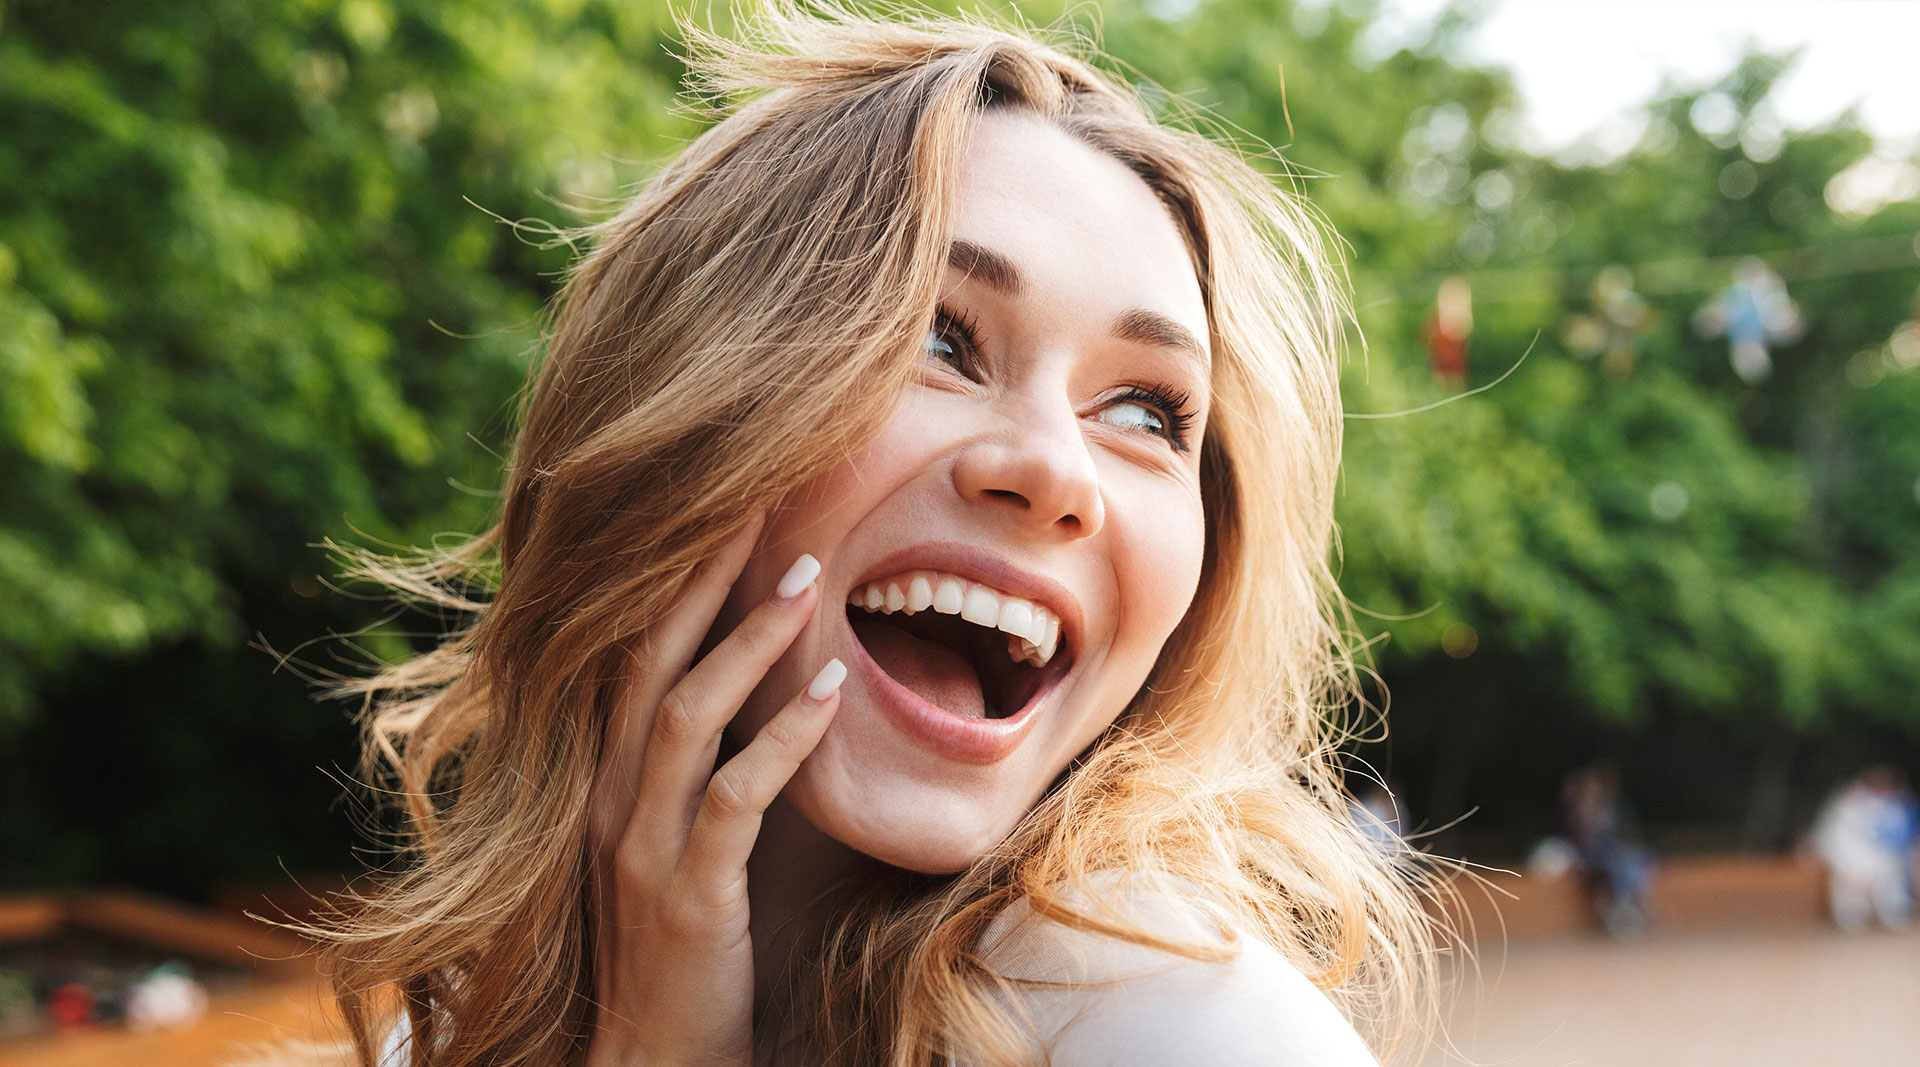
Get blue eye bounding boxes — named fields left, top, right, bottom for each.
left=926, top=306, right=982, bottom=373
left=1103, top=384, right=1197, bottom=452
left=925, top=328, right=962, bottom=370
left=1098, top=401, right=1166, bottom=437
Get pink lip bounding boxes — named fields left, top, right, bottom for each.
left=842, top=541, right=1083, bottom=765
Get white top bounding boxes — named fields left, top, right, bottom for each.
left=378, top=1011, right=411, bottom=1067
left=972, top=870, right=1380, bottom=1066
left=378, top=873, right=1378, bottom=1067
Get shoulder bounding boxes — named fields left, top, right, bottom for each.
left=977, top=871, right=1379, bottom=1067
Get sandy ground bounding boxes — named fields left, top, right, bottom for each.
left=0, top=971, right=337, bottom=1067
left=1426, top=924, right=1920, bottom=1067
left=7, top=923, right=1915, bottom=1066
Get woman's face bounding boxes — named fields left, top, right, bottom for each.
left=717, top=110, right=1211, bottom=874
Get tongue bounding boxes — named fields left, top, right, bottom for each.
left=850, top=616, right=988, bottom=719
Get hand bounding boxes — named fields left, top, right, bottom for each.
left=582, top=517, right=844, bottom=1067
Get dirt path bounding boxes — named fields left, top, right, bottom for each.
left=0, top=973, right=337, bottom=1067
left=9, top=923, right=1913, bottom=1065
left=1427, top=925, right=1920, bottom=1066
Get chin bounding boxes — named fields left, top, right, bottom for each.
left=860, top=838, right=993, bottom=878
left=788, top=758, right=1029, bottom=876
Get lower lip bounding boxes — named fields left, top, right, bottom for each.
left=842, top=617, right=1059, bottom=765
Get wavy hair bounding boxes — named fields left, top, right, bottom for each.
left=250, top=6, right=1445, bottom=1066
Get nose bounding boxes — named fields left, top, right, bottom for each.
left=951, top=394, right=1105, bottom=539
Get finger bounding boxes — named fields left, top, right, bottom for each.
left=590, top=514, right=765, bottom=852
left=630, top=552, right=823, bottom=845
left=682, top=659, right=845, bottom=887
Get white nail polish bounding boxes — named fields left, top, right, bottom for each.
left=774, top=554, right=821, bottom=602
left=805, top=658, right=847, bottom=703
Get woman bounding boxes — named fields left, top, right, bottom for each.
left=272, top=6, right=1440, bottom=1066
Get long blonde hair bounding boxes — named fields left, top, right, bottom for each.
left=260, top=6, right=1443, bottom=1066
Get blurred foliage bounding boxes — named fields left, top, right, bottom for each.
left=1326, top=59, right=1920, bottom=739
left=0, top=0, right=697, bottom=720
left=2, top=0, right=1917, bottom=888
left=0, top=0, right=698, bottom=890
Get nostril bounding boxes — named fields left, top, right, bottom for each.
left=954, top=443, right=1102, bottom=536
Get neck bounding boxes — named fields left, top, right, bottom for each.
left=746, top=798, right=862, bottom=1057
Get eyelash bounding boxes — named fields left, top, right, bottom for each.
left=931, top=306, right=984, bottom=364
left=928, top=304, right=1198, bottom=453
left=1113, top=384, right=1198, bottom=452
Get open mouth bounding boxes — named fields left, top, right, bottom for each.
left=845, top=572, right=1072, bottom=721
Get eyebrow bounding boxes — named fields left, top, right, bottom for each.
left=946, top=239, right=1209, bottom=371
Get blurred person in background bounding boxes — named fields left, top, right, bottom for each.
left=1809, top=765, right=1916, bottom=934
left=1561, top=764, right=1654, bottom=938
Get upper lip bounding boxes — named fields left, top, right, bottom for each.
left=849, top=541, right=1084, bottom=659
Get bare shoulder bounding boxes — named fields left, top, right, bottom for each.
left=978, top=871, right=1380, bottom=1067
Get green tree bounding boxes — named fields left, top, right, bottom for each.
left=4, top=0, right=1917, bottom=891
left=0, top=0, right=696, bottom=889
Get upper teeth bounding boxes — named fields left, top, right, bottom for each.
left=848, top=571, right=1063, bottom=668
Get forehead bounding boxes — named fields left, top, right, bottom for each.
left=948, top=111, right=1208, bottom=351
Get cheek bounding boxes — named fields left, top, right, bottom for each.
left=1065, top=473, right=1204, bottom=752
left=714, top=395, right=946, bottom=724
left=1114, top=482, right=1207, bottom=655
left=776, top=389, right=951, bottom=536
left=733, top=392, right=942, bottom=600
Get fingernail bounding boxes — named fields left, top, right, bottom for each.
left=773, top=554, right=821, bottom=603
left=804, top=658, right=846, bottom=704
